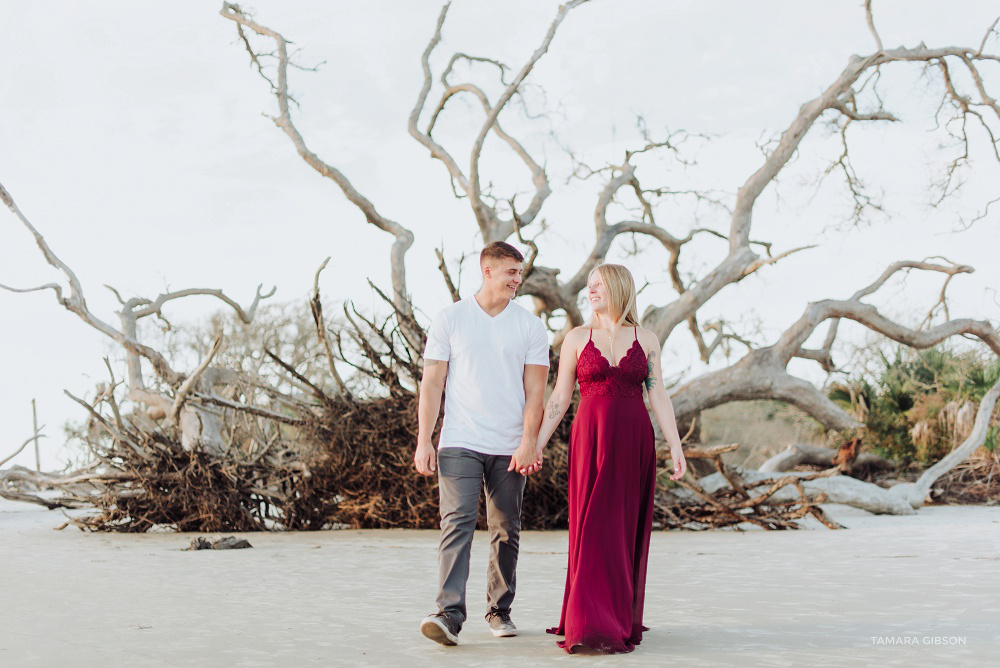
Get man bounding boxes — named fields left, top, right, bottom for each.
left=414, top=241, right=549, bottom=646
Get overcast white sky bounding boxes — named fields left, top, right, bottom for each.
left=2, top=1, right=998, bottom=470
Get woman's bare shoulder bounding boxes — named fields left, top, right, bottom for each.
left=560, top=326, right=589, bottom=358
left=636, top=326, right=661, bottom=351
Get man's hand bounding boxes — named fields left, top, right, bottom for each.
left=414, top=441, right=437, bottom=476
left=508, top=442, right=543, bottom=476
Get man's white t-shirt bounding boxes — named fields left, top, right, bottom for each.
left=423, top=296, right=550, bottom=456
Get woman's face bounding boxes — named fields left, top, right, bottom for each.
left=588, top=271, right=609, bottom=315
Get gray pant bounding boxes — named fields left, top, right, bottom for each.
left=436, top=447, right=526, bottom=628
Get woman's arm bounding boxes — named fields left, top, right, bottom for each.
left=641, top=330, right=688, bottom=480
left=534, top=330, right=581, bottom=453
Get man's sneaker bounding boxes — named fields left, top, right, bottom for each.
left=487, top=610, right=517, bottom=637
left=420, top=613, right=460, bottom=646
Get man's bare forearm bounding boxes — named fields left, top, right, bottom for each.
left=520, top=365, right=548, bottom=448
left=520, top=400, right=544, bottom=446
left=417, top=363, right=445, bottom=446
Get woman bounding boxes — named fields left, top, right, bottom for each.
left=535, top=263, right=687, bottom=654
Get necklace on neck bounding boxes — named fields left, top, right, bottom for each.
left=595, top=317, right=621, bottom=361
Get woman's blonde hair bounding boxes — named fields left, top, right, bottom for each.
left=586, top=264, right=639, bottom=336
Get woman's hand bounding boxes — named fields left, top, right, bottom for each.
left=668, top=442, right=687, bottom=481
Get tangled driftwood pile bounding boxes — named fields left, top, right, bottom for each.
left=2, top=266, right=999, bottom=533
left=655, top=444, right=846, bottom=530
left=0, top=361, right=865, bottom=534
left=934, top=448, right=1000, bottom=505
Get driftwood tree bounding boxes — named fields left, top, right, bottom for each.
left=2, top=2, right=999, bottom=528
left=218, top=1, right=1000, bottom=512
left=0, top=183, right=279, bottom=456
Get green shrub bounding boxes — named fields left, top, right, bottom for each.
left=828, top=344, right=1000, bottom=466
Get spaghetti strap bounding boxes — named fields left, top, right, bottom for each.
left=634, top=326, right=638, bottom=341
left=588, top=328, right=593, bottom=342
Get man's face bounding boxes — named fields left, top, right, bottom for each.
left=485, top=258, right=524, bottom=298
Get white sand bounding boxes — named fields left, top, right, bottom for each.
left=1, top=499, right=997, bottom=667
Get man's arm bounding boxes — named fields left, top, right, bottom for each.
left=508, top=364, right=548, bottom=474
left=414, top=359, right=448, bottom=475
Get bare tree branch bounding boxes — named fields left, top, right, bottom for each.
left=410, top=1, right=590, bottom=242
left=220, top=2, right=416, bottom=319
left=130, top=285, right=275, bottom=322
left=435, top=247, right=461, bottom=303
left=1, top=180, right=184, bottom=387
left=864, top=0, right=883, bottom=52
left=977, top=16, right=999, bottom=56
left=189, top=393, right=308, bottom=426
left=642, top=39, right=1000, bottom=341
left=310, top=257, right=349, bottom=396
left=170, top=331, right=224, bottom=425
left=0, top=430, right=46, bottom=469
left=667, top=256, right=999, bottom=433
left=817, top=259, right=974, bottom=362
left=467, top=0, right=589, bottom=240
left=63, top=390, right=154, bottom=462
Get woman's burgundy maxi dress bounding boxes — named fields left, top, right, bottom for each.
left=546, top=326, right=656, bottom=654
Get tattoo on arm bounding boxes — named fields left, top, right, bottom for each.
left=547, top=399, right=561, bottom=420
left=644, top=350, right=657, bottom=391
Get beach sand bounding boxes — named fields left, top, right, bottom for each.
left=1, top=499, right=997, bottom=667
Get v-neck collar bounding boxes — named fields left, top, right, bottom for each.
left=472, top=295, right=512, bottom=320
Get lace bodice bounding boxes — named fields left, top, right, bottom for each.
left=577, top=327, right=647, bottom=398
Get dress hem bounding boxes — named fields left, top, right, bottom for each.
left=546, top=625, right=649, bottom=655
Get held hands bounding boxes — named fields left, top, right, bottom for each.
left=414, top=441, right=436, bottom=476
left=508, top=442, right=543, bottom=476
left=669, top=443, right=687, bottom=481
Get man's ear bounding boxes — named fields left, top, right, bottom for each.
left=482, top=263, right=491, bottom=279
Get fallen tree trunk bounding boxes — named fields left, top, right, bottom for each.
left=697, top=466, right=916, bottom=515
left=0, top=465, right=98, bottom=509
left=759, top=442, right=893, bottom=476
left=697, top=376, right=1000, bottom=516
left=654, top=443, right=846, bottom=530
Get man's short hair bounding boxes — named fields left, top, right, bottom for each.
left=480, top=241, right=524, bottom=266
